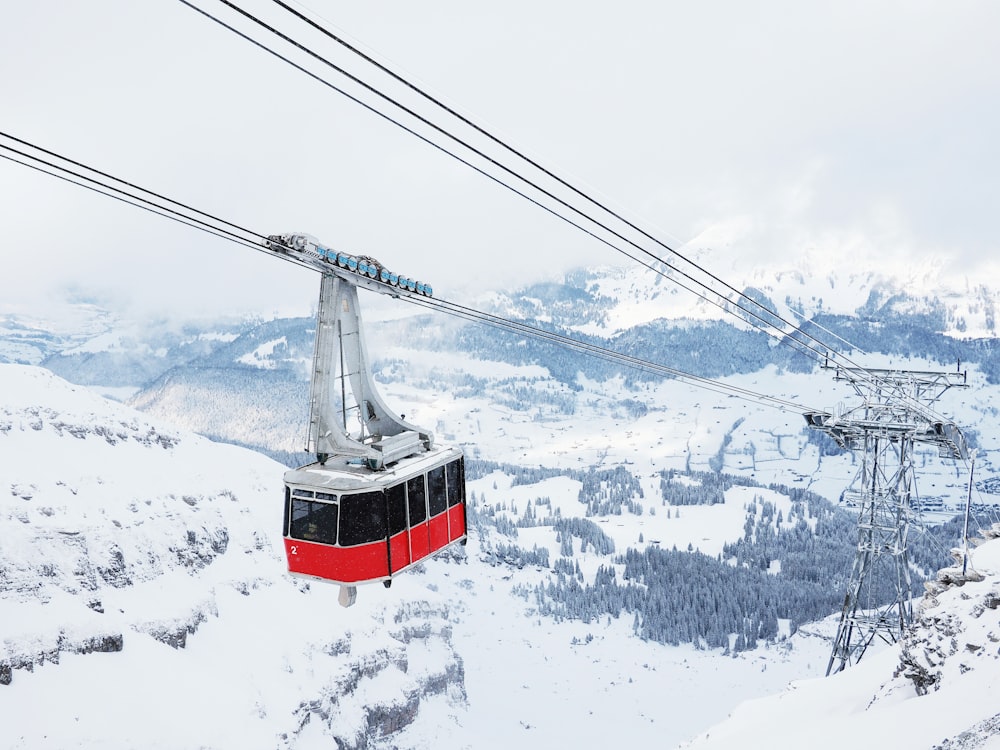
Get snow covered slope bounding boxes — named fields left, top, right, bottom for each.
left=4, top=247, right=1000, bottom=748
left=674, top=227, right=1000, bottom=339
left=0, top=364, right=858, bottom=750
left=0, top=365, right=466, bottom=749
left=683, top=532, right=1000, bottom=750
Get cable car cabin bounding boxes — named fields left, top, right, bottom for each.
left=282, top=447, right=467, bottom=588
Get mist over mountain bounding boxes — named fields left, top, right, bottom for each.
left=25, top=260, right=994, bottom=498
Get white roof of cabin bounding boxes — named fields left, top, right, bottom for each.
left=283, top=445, right=462, bottom=493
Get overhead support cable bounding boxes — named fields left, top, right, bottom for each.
left=177, top=0, right=851, bottom=374
left=210, top=0, right=960, bottom=431
left=260, top=2, right=872, bottom=366
left=0, top=129, right=268, bottom=246
left=268, top=0, right=869, bottom=361
left=0, top=132, right=816, bottom=417
left=180, top=0, right=967, bottom=425
left=0, top=135, right=315, bottom=275
left=405, top=294, right=815, bottom=415
left=0, top=150, right=257, bottom=252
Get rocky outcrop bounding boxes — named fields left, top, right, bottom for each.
left=288, top=601, right=467, bottom=750
left=134, top=597, right=220, bottom=650
left=888, top=526, right=1000, bottom=703
left=0, top=630, right=124, bottom=685
left=5, top=405, right=180, bottom=450
left=932, top=712, right=1000, bottom=750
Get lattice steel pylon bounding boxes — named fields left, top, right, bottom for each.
left=804, top=365, right=969, bottom=675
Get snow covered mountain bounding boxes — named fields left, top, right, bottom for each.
left=4, top=254, right=1000, bottom=748
left=104, top=272, right=1000, bottom=514
left=0, top=365, right=466, bottom=748
left=0, top=363, right=861, bottom=749
left=682, top=532, right=1000, bottom=750
left=660, top=227, right=1000, bottom=340
left=0, top=303, right=116, bottom=367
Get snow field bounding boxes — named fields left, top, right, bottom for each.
left=0, top=363, right=844, bottom=749
left=3, top=348, right=998, bottom=749
left=683, top=538, right=1000, bottom=750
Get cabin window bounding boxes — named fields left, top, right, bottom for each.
left=338, top=491, right=388, bottom=546
left=387, top=483, right=407, bottom=535
left=289, top=498, right=339, bottom=545
left=407, top=475, right=427, bottom=525
left=446, top=458, right=465, bottom=507
left=428, top=466, right=447, bottom=516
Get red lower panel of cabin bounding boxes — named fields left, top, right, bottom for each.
left=285, top=506, right=468, bottom=585
left=409, top=520, right=431, bottom=562
left=448, top=503, right=466, bottom=542
left=389, top=532, right=411, bottom=574
left=285, top=536, right=390, bottom=584
left=428, top=513, right=449, bottom=552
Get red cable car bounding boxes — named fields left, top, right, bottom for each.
left=272, top=236, right=467, bottom=606
left=283, top=448, right=466, bottom=588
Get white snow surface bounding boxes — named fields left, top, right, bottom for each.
left=0, top=365, right=463, bottom=749
left=2, top=358, right=998, bottom=749
left=0, top=363, right=846, bottom=749
left=683, top=538, right=1000, bottom=750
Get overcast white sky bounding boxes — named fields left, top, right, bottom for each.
left=1, top=0, right=998, bottom=321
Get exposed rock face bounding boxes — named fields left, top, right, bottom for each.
left=0, top=631, right=124, bottom=685
left=875, top=525, right=1000, bottom=742
left=134, top=598, right=219, bottom=649
left=289, top=601, right=467, bottom=750
left=932, top=712, right=1000, bottom=750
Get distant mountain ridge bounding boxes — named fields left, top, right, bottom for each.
left=480, top=264, right=1000, bottom=389
left=3, top=262, right=997, bottom=499
left=8, top=259, right=998, bottom=390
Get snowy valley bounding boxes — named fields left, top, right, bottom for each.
left=0, top=363, right=837, bottom=748
left=2, top=260, right=1000, bottom=749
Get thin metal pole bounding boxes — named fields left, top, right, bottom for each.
left=339, top=319, right=347, bottom=433
left=962, top=452, right=976, bottom=577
